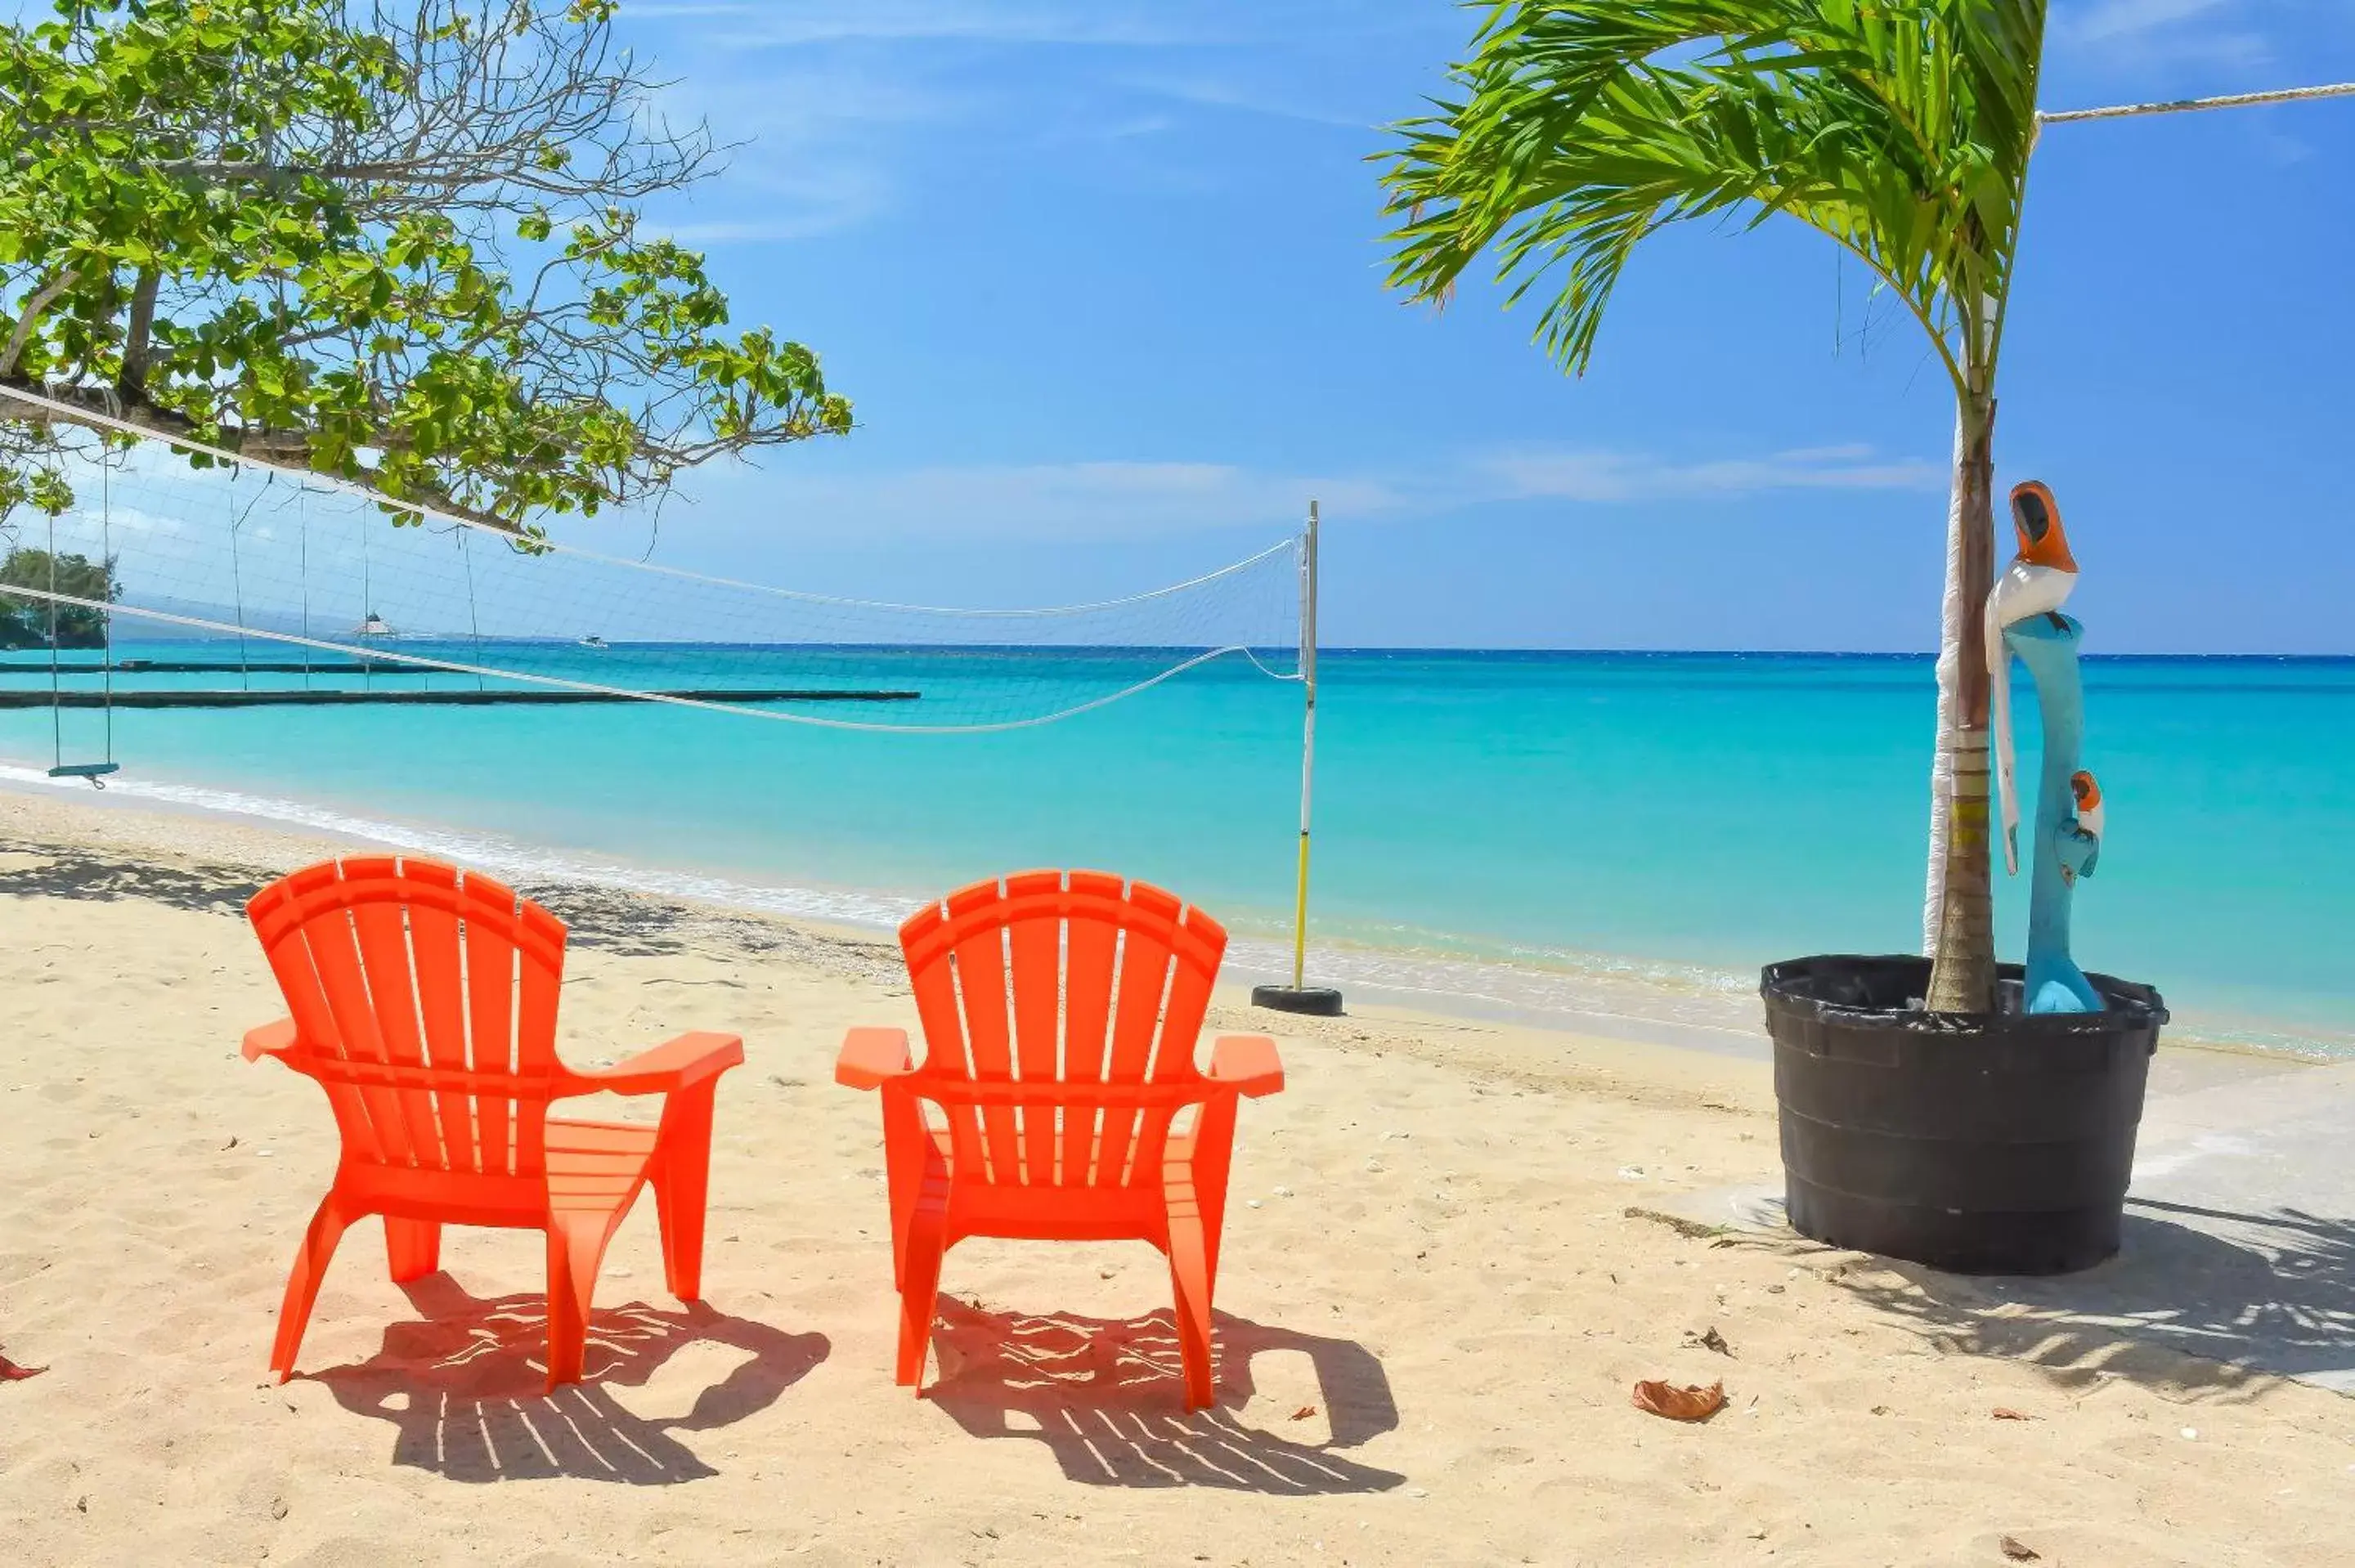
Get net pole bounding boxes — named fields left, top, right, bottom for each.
left=99, top=457, right=112, bottom=772
left=1290, top=500, right=1318, bottom=991
left=45, top=501, right=61, bottom=768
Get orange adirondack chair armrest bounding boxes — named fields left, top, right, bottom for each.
left=576, top=1031, right=744, bottom=1095
left=243, top=1017, right=298, bottom=1062
left=1207, top=1033, right=1285, bottom=1097
left=836, top=1027, right=915, bottom=1090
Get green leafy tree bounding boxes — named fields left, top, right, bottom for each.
left=0, top=0, right=851, bottom=537
left=1378, top=0, right=2048, bottom=1012
left=0, top=546, right=119, bottom=647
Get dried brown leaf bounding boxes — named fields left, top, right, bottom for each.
left=1290, top=1405, right=1318, bottom=1421
left=1991, top=1407, right=2036, bottom=1422
left=1999, top=1535, right=2041, bottom=1561
left=1631, top=1378, right=1726, bottom=1422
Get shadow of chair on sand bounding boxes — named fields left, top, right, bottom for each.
left=1820, top=1199, right=2355, bottom=1400
left=922, top=1297, right=1405, bottom=1493
left=309, top=1275, right=828, bottom=1484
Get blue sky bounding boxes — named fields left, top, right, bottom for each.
left=592, top=4, right=2349, bottom=650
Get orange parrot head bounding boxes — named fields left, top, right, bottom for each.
left=2009, top=481, right=2078, bottom=571
left=2070, top=770, right=2102, bottom=813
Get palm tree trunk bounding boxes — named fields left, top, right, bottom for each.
left=1921, top=408, right=1968, bottom=958
left=1923, top=397, right=1999, bottom=1013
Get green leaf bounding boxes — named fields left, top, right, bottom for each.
left=0, top=0, right=854, bottom=536
left=1373, top=1, right=2048, bottom=399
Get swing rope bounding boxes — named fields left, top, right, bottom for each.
left=360, top=512, right=373, bottom=691
left=298, top=486, right=312, bottom=690
left=100, top=457, right=113, bottom=770
left=457, top=526, right=487, bottom=692
left=45, top=450, right=119, bottom=784
left=229, top=474, right=251, bottom=690
left=45, top=498, right=60, bottom=766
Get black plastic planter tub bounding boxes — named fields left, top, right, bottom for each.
left=1763, top=955, right=2168, bottom=1276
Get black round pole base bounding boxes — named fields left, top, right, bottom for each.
left=1251, top=983, right=1344, bottom=1017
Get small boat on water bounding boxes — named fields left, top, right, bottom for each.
left=578, top=635, right=609, bottom=650
left=355, top=613, right=394, bottom=638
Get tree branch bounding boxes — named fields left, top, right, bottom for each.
left=0, top=378, right=514, bottom=534
left=118, top=267, right=162, bottom=401
left=0, top=271, right=78, bottom=378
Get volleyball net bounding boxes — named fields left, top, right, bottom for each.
left=0, top=388, right=1306, bottom=737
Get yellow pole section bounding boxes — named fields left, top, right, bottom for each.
left=1290, top=500, right=1318, bottom=991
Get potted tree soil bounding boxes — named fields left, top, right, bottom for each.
left=1376, top=2, right=2171, bottom=1272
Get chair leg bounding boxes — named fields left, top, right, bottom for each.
left=650, top=1082, right=719, bottom=1301
left=384, top=1217, right=442, bottom=1284
left=270, top=1194, right=355, bottom=1383
left=895, top=1220, right=947, bottom=1391
left=544, top=1217, right=614, bottom=1391
left=878, top=1090, right=930, bottom=1293
left=1189, top=1096, right=1240, bottom=1306
left=1168, top=1215, right=1218, bottom=1413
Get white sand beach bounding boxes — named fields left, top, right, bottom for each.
left=2, top=787, right=2350, bottom=1567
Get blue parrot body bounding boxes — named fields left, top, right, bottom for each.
left=2055, top=821, right=2100, bottom=887
left=2004, top=616, right=2107, bottom=1016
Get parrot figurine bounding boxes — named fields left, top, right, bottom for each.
left=1986, top=480, right=2079, bottom=876
left=2057, top=768, right=2103, bottom=887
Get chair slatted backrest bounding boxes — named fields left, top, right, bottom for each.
left=247, top=857, right=568, bottom=1180
left=898, top=870, right=1227, bottom=1189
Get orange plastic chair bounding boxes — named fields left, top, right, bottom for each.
left=243, top=856, right=743, bottom=1389
left=837, top=870, right=1284, bottom=1410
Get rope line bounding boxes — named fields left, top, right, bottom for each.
left=0, top=383, right=1298, bottom=619
left=2040, top=80, right=2355, bottom=124
left=1240, top=643, right=1306, bottom=683
left=0, top=582, right=1288, bottom=736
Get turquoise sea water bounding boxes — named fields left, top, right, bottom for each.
left=5, top=647, right=2350, bottom=1055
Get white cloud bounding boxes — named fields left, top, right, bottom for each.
left=1469, top=446, right=1943, bottom=504
left=684, top=440, right=1939, bottom=542
left=1119, top=72, right=1374, bottom=130
left=2256, top=128, right=2317, bottom=164
left=634, top=63, right=951, bottom=240
left=1770, top=442, right=1878, bottom=464
left=649, top=219, right=841, bottom=245
left=614, top=2, right=1375, bottom=240
left=737, top=459, right=1394, bottom=541
left=618, top=1, right=763, bottom=16
left=2051, top=0, right=2272, bottom=72
left=690, top=1, right=1221, bottom=51
left=115, top=505, right=188, bottom=535
left=63, top=503, right=185, bottom=537
left=2070, top=0, right=2231, bottom=43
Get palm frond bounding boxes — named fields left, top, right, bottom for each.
left=1376, top=0, right=2048, bottom=395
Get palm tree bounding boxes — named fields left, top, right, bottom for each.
left=1378, top=1, right=2048, bottom=1013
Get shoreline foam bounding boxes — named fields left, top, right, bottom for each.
left=3, top=755, right=2341, bottom=1063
